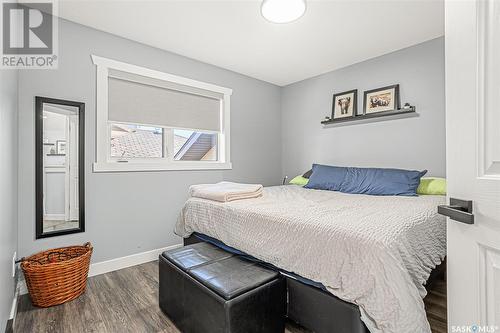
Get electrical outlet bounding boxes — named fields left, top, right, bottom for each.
left=12, top=252, right=16, bottom=278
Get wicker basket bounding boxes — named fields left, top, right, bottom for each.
left=20, top=242, right=93, bottom=307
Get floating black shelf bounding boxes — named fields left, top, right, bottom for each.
left=321, top=107, right=416, bottom=126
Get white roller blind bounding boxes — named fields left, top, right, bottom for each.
left=108, top=75, right=222, bottom=132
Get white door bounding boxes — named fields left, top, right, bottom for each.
left=445, top=0, right=500, bottom=331
left=67, top=114, right=79, bottom=221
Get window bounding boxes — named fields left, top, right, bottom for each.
left=110, top=124, right=164, bottom=159
left=173, top=129, right=218, bottom=161
left=92, top=55, right=232, bottom=172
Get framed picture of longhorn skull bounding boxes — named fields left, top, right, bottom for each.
left=363, top=84, right=400, bottom=114
left=332, top=89, right=357, bottom=120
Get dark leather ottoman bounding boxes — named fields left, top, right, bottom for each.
left=159, top=243, right=286, bottom=333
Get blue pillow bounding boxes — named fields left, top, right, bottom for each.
left=305, top=164, right=427, bottom=196
left=304, top=164, right=348, bottom=191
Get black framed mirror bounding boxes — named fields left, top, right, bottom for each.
left=35, top=97, right=85, bottom=239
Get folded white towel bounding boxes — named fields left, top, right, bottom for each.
left=189, top=182, right=263, bottom=202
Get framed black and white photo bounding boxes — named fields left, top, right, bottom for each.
left=363, top=84, right=400, bottom=114
left=56, top=140, right=66, bottom=155
left=332, top=89, right=357, bottom=119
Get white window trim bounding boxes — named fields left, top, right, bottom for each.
left=91, top=55, right=232, bottom=172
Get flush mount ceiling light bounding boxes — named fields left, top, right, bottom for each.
left=261, top=0, right=307, bottom=24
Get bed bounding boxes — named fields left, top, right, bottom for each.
left=175, top=185, right=446, bottom=333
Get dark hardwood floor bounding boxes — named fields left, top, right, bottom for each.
left=424, top=278, right=447, bottom=333
left=14, top=261, right=447, bottom=333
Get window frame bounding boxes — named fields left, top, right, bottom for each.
left=91, top=55, right=232, bottom=172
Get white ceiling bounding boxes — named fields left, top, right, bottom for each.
left=58, top=0, right=444, bottom=86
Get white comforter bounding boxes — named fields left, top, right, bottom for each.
left=175, top=185, right=446, bottom=333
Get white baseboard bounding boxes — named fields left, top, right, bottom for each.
left=9, top=290, right=18, bottom=319
left=9, top=278, right=20, bottom=331
left=19, top=281, right=27, bottom=296
left=88, top=243, right=182, bottom=277
left=19, top=243, right=182, bottom=295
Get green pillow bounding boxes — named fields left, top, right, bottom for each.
left=289, top=175, right=309, bottom=186
left=417, top=177, right=446, bottom=195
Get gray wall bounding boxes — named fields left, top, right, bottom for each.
left=17, top=22, right=445, bottom=266
left=281, top=37, right=445, bottom=178
left=0, top=69, right=18, bottom=329
left=18, top=19, right=282, bottom=262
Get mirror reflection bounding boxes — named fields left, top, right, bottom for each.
left=40, top=101, right=82, bottom=235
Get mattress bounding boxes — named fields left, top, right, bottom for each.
left=175, top=185, right=446, bottom=333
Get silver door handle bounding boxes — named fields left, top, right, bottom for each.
left=438, top=198, right=474, bottom=224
